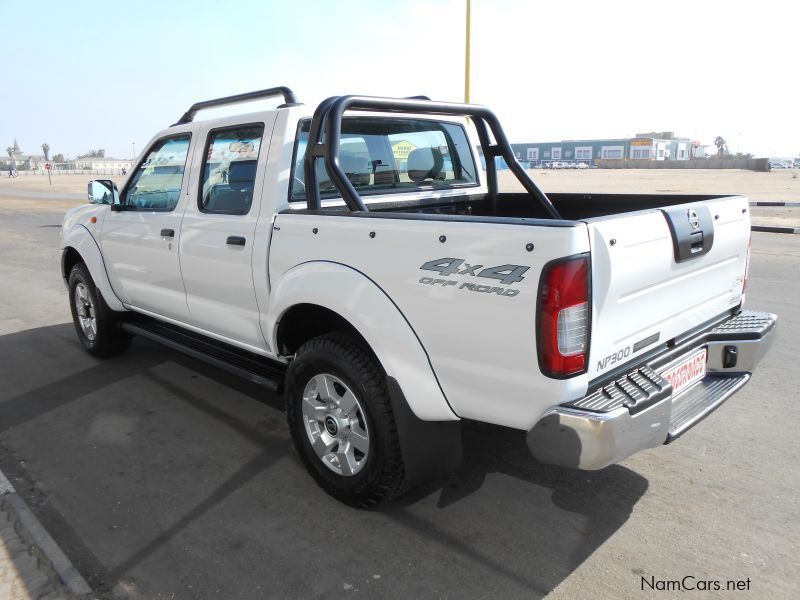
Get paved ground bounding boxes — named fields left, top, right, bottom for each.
left=0, top=182, right=798, bottom=599
left=0, top=502, right=70, bottom=599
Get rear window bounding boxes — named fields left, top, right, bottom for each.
left=290, top=117, right=478, bottom=202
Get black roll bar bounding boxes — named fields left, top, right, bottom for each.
left=172, top=86, right=299, bottom=126
left=303, top=95, right=561, bottom=219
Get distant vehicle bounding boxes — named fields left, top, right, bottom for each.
left=575, top=162, right=589, bottom=169
left=769, top=160, right=792, bottom=169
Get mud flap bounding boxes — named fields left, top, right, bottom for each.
left=386, top=376, right=462, bottom=486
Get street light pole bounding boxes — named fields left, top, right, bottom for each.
left=464, top=0, right=471, bottom=103
left=132, top=142, right=136, bottom=160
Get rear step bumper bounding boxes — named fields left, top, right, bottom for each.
left=527, top=310, right=776, bottom=470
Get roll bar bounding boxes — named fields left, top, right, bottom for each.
left=303, top=95, right=561, bottom=219
left=172, top=86, right=299, bottom=126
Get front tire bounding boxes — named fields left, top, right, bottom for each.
left=286, top=334, right=407, bottom=507
left=68, top=263, right=131, bottom=358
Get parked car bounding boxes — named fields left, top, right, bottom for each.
left=769, top=160, right=792, bottom=169
left=60, top=87, right=776, bottom=506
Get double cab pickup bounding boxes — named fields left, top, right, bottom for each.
left=60, top=87, right=776, bottom=506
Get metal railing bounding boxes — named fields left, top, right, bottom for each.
left=303, top=95, right=561, bottom=218
left=3, top=166, right=129, bottom=176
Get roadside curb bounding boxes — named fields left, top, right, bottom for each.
left=751, top=225, right=800, bottom=234
left=0, top=470, right=94, bottom=599
left=749, top=201, right=800, bottom=207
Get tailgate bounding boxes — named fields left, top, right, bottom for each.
left=587, top=196, right=750, bottom=380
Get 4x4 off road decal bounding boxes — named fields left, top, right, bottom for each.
left=418, top=258, right=528, bottom=297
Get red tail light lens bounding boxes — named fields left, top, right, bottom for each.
left=538, top=254, right=591, bottom=377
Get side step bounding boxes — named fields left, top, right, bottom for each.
left=666, top=373, right=750, bottom=442
left=121, top=318, right=287, bottom=392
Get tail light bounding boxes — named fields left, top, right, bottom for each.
left=537, top=254, right=591, bottom=377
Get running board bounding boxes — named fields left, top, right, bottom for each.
left=121, top=319, right=286, bottom=392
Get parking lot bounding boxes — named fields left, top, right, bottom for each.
left=0, top=177, right=798, bottom=599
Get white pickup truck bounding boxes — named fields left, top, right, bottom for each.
left=60, top=87, right=776, bottom=507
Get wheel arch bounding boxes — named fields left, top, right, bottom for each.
left=276, top=303, right=369, bottom=357
left=61, top=246, right=83, bottom=281
left=60, top=225, right=127, bottom=312
left=266, top=261, right=457, bottom=423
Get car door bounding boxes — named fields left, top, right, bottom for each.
left=178, top=118, right=273, bottom=350
left=100, top=132, right=194, bottom=322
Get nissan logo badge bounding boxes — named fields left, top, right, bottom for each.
left=687, top=209, right=700, bottom=230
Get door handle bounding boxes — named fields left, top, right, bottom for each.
left=226, top=236, right=246, bottom=246
left=160, top=228, right=175, bottom=238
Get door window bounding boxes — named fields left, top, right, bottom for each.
left=199, top=124, right=264, bottom=215
left=121, top=135, right=191, bottom=211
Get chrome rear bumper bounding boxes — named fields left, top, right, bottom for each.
left=527, top=310, right=777, bottom=470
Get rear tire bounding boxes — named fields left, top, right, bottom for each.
left=286, top=333, right=408, bottom=507
left=68, top=262, right=131, bottom=358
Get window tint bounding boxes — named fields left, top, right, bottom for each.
left=290, top=117, right=478, bottom=202
left=199, top=124, right=264, bottom=215
left=122, top=135, right=191, bottom=211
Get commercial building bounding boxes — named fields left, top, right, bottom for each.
left=68, top=157, right=133, bottom=172
left=511, top=132, right=707, bottom=166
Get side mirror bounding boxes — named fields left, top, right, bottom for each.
left=87, top=180, right=119, bottom=206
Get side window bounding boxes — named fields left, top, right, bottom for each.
left=199, top=124, right=264, bottom=215
left=122, top=135, right=191, bottom=211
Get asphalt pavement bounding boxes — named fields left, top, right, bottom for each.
left=0, top=195, right=798, bottom=599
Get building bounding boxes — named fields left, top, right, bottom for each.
left=68, top=157, right=133, bottom=172
left=511, top=132, right=707, bottom=166
left=3, top=139, right=45, bottom=170
left=3, top=139, right=134, bottom=173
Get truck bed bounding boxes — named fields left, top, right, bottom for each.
left=352, top=191, right=733, bottom=222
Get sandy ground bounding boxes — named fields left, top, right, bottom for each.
left=498, top=167, right=800, bottom=201
left=0, top=172, right=126, bottom=194
left=0, top=170, right=798, bottom=227
left=5, top=169, right=800, bottom=199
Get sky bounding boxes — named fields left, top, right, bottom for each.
left=1, top=0, right=798, bottom=160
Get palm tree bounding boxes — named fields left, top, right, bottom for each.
left=714, top=136, right=726, bottom=158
